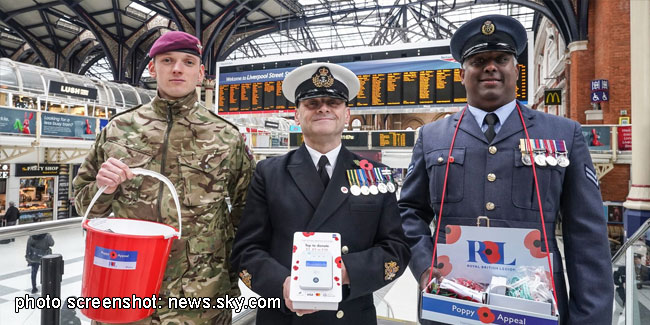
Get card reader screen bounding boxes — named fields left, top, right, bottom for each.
left=306, top=261, right=327, bottom=267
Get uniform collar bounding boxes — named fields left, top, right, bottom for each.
left=304, top=142, right=341, bottom=173
left=467, top=99, right=516, bottom=131
left=151, top=90, right=198, bottom=117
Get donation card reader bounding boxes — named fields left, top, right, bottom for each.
left=289, top=232, right=342, bottom=310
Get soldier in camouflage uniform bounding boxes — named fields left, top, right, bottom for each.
left=73, top=31, right=255, bottom=325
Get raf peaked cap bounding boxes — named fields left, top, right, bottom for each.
left=450, top=14, right=527, bottom=63
left=282, top=62, right=360, bottom=103
left=149, top=31, right=203, bottom=58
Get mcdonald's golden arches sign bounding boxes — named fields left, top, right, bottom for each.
left=544, top=89, right=562, bottom=105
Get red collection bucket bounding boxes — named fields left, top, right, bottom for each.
left=80, top=169, right=182, bottom=323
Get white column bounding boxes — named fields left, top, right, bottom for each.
left=624, top=0, right=650, bottom=211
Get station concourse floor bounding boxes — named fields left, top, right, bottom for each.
left=0, top=227, right=420, bottom=324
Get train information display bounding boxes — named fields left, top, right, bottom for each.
left=218, top=54, right=528, bottom=114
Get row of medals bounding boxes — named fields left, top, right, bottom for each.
left=519, top=139, right=570, bottom=167
left=345, top=167, right=396, bottom=196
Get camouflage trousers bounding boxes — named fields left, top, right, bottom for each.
left=91, top=306, right=232, bottom=325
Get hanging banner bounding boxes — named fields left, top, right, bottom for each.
left=57, top=164, right=70, bottom=219
left=617, top=126, right=631, bottom=151
left=41, top=112, right=96, bottom=140
left=0, top=107, right=36, bottom=135
left=581, top=126, right=610, bottom=150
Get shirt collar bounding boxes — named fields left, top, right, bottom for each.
left=467, top=99, right=517, bottom=129
left=305, top=143, right=341, bottom=171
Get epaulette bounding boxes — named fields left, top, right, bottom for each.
left=109, top=104, right=144, bottom=122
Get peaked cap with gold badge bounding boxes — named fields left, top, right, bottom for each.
left=450, top=14, right=527, bottom=63
left=281, top=62, right=360, bottom=104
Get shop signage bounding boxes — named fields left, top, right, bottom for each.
left=544, top=89, right=562, bottom=105
left=15, top=164, right=60, bottom=176
left=0, top=164, right=9, bottom=179
left=0, top=107, right=36, bottom=135
left=591, top=79, right=609, bottom=103
left=264, top=121, right=280, bottom=129
left=57, top=164, right=70, bottom=219
left=618, top=126, right=632, bottom=151
left=41, top=112, right=96, bottom=140
left=48, top=80, right=98, bottom=100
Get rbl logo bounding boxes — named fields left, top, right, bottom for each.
left=467, top=240, right=516, bottom=265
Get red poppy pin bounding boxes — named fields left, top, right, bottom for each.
left=359, top=159, right=373, bottom=170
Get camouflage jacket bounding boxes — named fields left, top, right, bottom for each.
left=73, top=91, right=254, bottom=302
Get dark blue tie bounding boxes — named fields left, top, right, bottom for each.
left=317, top=155, right=330, bottom=188
left=483, top=113, right=498, bottom=143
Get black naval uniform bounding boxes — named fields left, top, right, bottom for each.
left=231, top=145, right=410, bottom=324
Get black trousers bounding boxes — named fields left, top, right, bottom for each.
left=31, top=264, right=39, bottom=289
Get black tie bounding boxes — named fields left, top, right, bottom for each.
left=483, top=113, right=498, bottom=143
left=317, top=155, right=330, bottom=188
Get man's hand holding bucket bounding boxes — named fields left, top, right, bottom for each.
left=96, top=158, right=135, bottom=194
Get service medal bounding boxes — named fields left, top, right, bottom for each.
left=557, top=154, right=570, bottom=167
left=556, top=140, right=570, bottom=167
left=369, top=185, right=379, bottom=195
left=546, top=155, right=558, bottom=166
left=378, top=183, right=388, bottom=193
left=534, top=154, right=547, bottom=166
left=361, top=185, right=370, bottom=195
left=522, top=154, right=532, bottom=166
left=387, top=182, right=396, bottom=193
left=350, top=185, right=361, bottom=196
left=545, top=139, right=558, bottom=166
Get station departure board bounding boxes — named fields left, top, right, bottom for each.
left=371, top=74, right=386, bottom=106
left=356, top=75, right=371, bottom=107
left=263, top=81, right=275, bottom=110
left=436, top=69, right=453, bottom=104
left=251, top=82, right=263, bottom=111
left=419, top=70, right=435, bottom=104
left=386, top=72, right=402, bottom=105
left=453, top=69, right=467, bottom=103
left=218, top=67, right=526, bottom=113
left=402, top=71, right=418, bottom=105
left=218, top=85, right=229, bottom=112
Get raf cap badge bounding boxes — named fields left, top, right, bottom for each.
left=481, top=20, right=495, bottom=35
left=312, top=67, right=335, bottom=88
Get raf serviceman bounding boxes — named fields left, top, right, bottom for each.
left=231, top=62, right=410, bottom=324
left=73, top=31, right=255, bottom=324
left=399, top=15, right=613, bottom=324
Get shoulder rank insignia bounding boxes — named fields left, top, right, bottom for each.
left=239, top=269, right=252, bottom=289
left=384, top=261, right=399, bottom=281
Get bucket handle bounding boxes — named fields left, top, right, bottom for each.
left=81, top=168, right=182, bottom=239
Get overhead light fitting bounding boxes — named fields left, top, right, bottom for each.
left=55, top=18, right=82, bottom=34
left=126, top=3, right=154, bottom=22
left=0, top=32, right=24, bottom=44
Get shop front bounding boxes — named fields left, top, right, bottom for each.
left=14, top=163, right=65, bottom=223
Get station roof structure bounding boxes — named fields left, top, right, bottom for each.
left=0, top=0, right=588, bottom=87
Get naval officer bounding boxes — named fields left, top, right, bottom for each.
left=399, top=14, right=613, bottom=324
left=231, top=62, right=410, bottom=324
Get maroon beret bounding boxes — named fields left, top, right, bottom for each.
left=149, top=31, right=203, bottom=58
